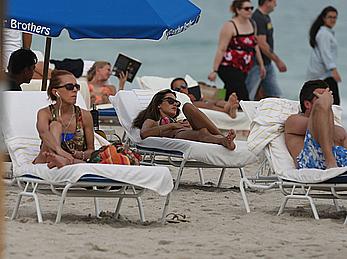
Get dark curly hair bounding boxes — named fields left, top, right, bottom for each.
left=299, top=80, right=329, bottom=113
left=132, top=89, right=179, bottom=129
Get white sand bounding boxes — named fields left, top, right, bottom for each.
left=5, top=160, right=347, bottom=259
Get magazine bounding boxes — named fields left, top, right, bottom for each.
left=112, top=53, right=142, bottom=83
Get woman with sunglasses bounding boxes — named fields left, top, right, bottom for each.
left=208, top=0, right=265, bottom=102
left=133, top=89, right=236, bottom=150
left=33, top=70, right=95, bottom=168
left=87, top=61, right=128, bottom=107
left=307, top=6, right=341, bottom=105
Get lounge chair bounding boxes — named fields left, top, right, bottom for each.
left=136, top=75, right=251, bottom=131
left=109, top=89, right=260, bottom=198
left=2, top=91, right=173, bottom=223
left=240, top=98, right=347, bottom=223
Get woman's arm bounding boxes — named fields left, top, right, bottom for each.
left=36, top=108, right=73, bottom=161
left=255, top=45, right=266, bottom=79
left=80, top=109, right=95, bottom=160
left=208, top=22, right=235, bottom=81
left=316, top=30, right=341, bottom=82
left=140, top=119, right=185, bottom=139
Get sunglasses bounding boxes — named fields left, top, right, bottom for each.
left=172, top=83, right=188, bottom=92
left=241, top=6, right=254, bottom=11
left=162, top=97, right=181, bottom=107
left=56, top=83, right=81, bottom=91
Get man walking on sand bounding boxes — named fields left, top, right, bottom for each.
left=246, top=0, right=287, bottom=100
left=284, top=80, right=347, bottom=169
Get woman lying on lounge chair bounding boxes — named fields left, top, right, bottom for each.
left=33, top=70, right=95, bottom=168
left=132, top=89, right=236, bottom=150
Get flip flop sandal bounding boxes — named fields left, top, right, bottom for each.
left=165, top=213, right=190, bottom=223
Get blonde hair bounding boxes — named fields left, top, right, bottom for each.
left=87, top=61, right=111, bottom=81
left=47, top=69, right=75, bottom=101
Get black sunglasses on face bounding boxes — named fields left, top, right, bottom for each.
left=56, top=83, right=81, bottom=91
left=172, top=83, right=188, bottom=92
left=242, top=6, right=254, bottom=11
left=162, top=97, right=181, bottom=107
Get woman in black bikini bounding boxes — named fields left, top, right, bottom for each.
left=33, top=70, right=95, bottom=168
left=208, top=0, right=266, bottom=101
left=132, top=89, right=236, bottom=150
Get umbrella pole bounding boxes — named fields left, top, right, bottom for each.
left=41, top=37, right=52, bottom=91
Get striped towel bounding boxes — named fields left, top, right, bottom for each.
left=247, top=98, right=299, bottom=155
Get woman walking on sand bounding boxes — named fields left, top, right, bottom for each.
left=208, top=0, right=265, bottom=102
left=307, top=6, right=341, bottom=105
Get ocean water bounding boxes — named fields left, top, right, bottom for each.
left=31, top=0, right=347, bottom=123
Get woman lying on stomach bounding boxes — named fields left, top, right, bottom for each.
left=132, top=89, right=236, bottom=150
left=33, top=70, right=95, bottom=168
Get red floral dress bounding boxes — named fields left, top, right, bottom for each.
left=221, top=20, right=257, bottom=73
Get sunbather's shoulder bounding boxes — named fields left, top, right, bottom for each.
left=284, top=114, right=308, bottom=135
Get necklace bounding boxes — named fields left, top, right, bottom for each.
left=60, top=106, right=75, bottom=130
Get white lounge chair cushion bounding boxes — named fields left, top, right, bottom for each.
left=111, top=90, right=259, bottom=168
left=2, top=91, right=173, bottom=196
left=136, top=75, right=251, bottom=131
left=241, top=98, right=347, bottom=183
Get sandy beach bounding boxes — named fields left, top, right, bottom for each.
left=4, top=153, right=347, bottom=259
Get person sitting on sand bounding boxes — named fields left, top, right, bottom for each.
left=33, top=70, right=95, bottom=168
left=170, top=77, right=239, bottom=118
left=132, top=89, right=236, bottom=150
left=87, top=61, right=128, bottom=107
left=284, top=80, right=347, bottom=169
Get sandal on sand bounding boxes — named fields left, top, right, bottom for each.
left=166, top=213, right=190, bottom=223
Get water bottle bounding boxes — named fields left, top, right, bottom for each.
left=90, top=104, right=99, bottom=131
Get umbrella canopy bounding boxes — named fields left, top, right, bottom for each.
left=4, top=0, right=201, bottom=40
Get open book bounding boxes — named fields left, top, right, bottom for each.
left=112, top=53, right=142, bottom=83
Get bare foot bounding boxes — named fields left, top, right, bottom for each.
left=228, top=93, right=239, bottom=119
left=223, top=129, right=236, bottom=150
left=46, top=152, right=71, bottom=169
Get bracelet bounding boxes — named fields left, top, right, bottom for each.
left=82, top=151, right=85, bottom=161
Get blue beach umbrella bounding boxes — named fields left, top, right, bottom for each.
left=4, top=0, right=201, bottom=89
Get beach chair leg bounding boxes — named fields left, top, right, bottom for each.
left=174, top=159, right=187, bottom=190
left=130, top=186, right=145, bottom=223
left=217, top=168, right=226, bottom=188
left=33, top=192, right=43, bottom=223
left=136, top=197, right=145, bottom=223
left=161, top=193, right=171, bottom=224
left=55, top=183, right=72, bottom=223
left=333, top=199, right=341, bottom=212
left=239, top=177, right=250, bottom=213
left=93, top=186, right=101, bottom=218
left=198, top=168, right=205, bottom=185
left=277, top=196, right=290, bottom=216
left=11, top=192, right=24, bottom=221
left=307, top=196, right=319, bottom=220
left=114, top=198, right=124, bottom=219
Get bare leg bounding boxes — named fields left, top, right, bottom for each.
left=227, top=93, right=239, bottom=119
left=175, top=128, right=236, bottom=150
left=308, top=100, right=336, bottom=168
left=183, top=103, right=222, bottom=135
left=33, top=121, right=63, bottom=164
